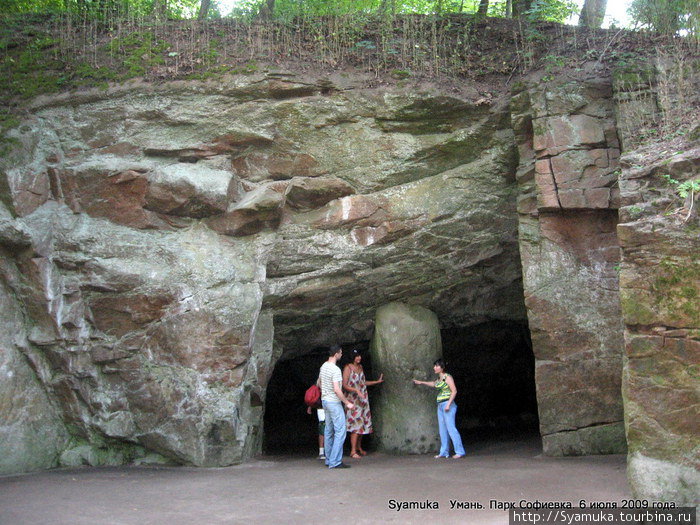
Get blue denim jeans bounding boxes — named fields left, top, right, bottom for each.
left=437, top=401, right=466, bottom=457
left=322, top=399, right=347, bottom=468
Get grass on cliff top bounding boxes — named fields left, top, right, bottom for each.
left=0, top=13, right=692, bottom=106
left=1, top=13, right=699, bottom=156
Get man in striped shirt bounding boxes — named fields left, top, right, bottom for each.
left=318, top=344, right=355, bottom=469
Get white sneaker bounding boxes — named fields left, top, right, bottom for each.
left=318, top=453, right=326, bottom=460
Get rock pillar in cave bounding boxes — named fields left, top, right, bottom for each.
left=370, top=302, right=442, bottom=454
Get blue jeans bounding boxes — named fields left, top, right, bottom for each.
left=322, top=399, right=347, bottom=468
left=437, top=401, right=465, bottom=457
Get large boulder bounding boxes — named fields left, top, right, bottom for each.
left=369, top=302, right=442, bottom=454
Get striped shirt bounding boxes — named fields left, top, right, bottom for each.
left=319, top=361, right=342, bottom=402
left=435, top=374, right=453, bottom=403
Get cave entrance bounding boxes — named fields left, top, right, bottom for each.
left=263, top=342, right=376, bottom=455
left=441, top=321, right=539, bottom=444
left=262, top=321, right=537, bottom=455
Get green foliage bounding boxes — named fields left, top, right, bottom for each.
left=524, top=0, right=577, bottom=22
left=677, top=180, right=700, bottom=199
left=0, top=26, right=68, bottom=99
left=607, top=50, right=642, bottom=68
left=0, top=0, right=200, bottom=19
left=107, top=31, right=168, bottom=77
left=0, top=109, right=21, bottom=156
left=628, top=0, right=700, bottom=36
left=0, top=0, right=695, bottom=39
left=628, top=205, right=644, bottom=218
left=263, top=0, right=578, bottom=20
left=0, top=0, right=693, bottom=117
left=660, top=173, right=700, bottom=222
left=661, top=173, right=679, bottom=186
left=0, top=12, right=518, bottom=106
left=542, top=53, right=566, bottom=74
left=0, top=110, right=19, bottom=132
left=390, top=68, right=411, bottom=78
left=0, top=0, right=586, bottom=22
left=225, top=0, right=263, bottom=18
left=74, top=62, right=119, bottom=83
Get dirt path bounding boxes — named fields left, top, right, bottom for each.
left=0, top=437, right=630, bottom=525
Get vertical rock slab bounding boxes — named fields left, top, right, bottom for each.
left=0, top=249, right=69, bottom=474
left=511, top=71, right=626, bottom=456
left=370, top=302, right=441, bottom=454
left=521, top=211, right=626, bottom=455
left=617, top=138, right=700, bottom=503
left=239, top=310, right=278, bottom=457
left=619, top=223, right=700, bottom=505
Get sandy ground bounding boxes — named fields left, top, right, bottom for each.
left=0, top=436, right=630, bottom=525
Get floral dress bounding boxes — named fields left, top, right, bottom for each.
left=345, top=366, right=373, bottom=435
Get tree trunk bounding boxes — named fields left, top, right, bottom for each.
left=477, top=0, right=489, bottom=16
left=506, top=0, right=512, bottom=18
left=153, top=0, right=167, bottom=20
left=379, top=0, right=397, bottom=17
left=578, top=0, right=608, bottom=28
left=198, top=0, right=211, bottom=20
left=257, top=0, right=275, bottom=19
left=512, top=0, right=532, bottom=19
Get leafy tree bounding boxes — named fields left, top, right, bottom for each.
left=629, top=0, right=699, bottom=35
left=523, top=0, right=577, bottom=22
left=0, top=0, right=621, bottom=25
left=511, top=0, right=532, bottom=17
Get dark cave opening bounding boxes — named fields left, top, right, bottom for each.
left=440, top=321, right=539, bottom=443
left=262, top=342, right=376, bottom=455
left=262, top=348, right=327, bottom=455
left=262, top=321, right=538, bottom=455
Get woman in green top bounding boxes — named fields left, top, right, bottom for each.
left=413, top=358, right=466, bottom=459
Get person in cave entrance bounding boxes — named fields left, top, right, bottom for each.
left=412, top=358, right=466, bottom=459
left=342, top=348, right=384, bottom=459
left=318, top=344, right=355, bottom=469
left=305, top=403, right=325, bottom=460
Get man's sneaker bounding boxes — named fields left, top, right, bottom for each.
left=318, top=453, right=326, bottom=460
left=329, top=462, right=351, bottom=469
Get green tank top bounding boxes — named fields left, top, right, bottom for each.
left=435, top=374, right=452, bottom=402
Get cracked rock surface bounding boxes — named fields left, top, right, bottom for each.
left=1, top=75, right=524, bottom=469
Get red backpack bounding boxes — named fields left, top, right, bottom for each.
left=304, top=384, right=321, bottom=407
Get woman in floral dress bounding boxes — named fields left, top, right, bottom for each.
left=343, top=348, right=384, bottom=458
